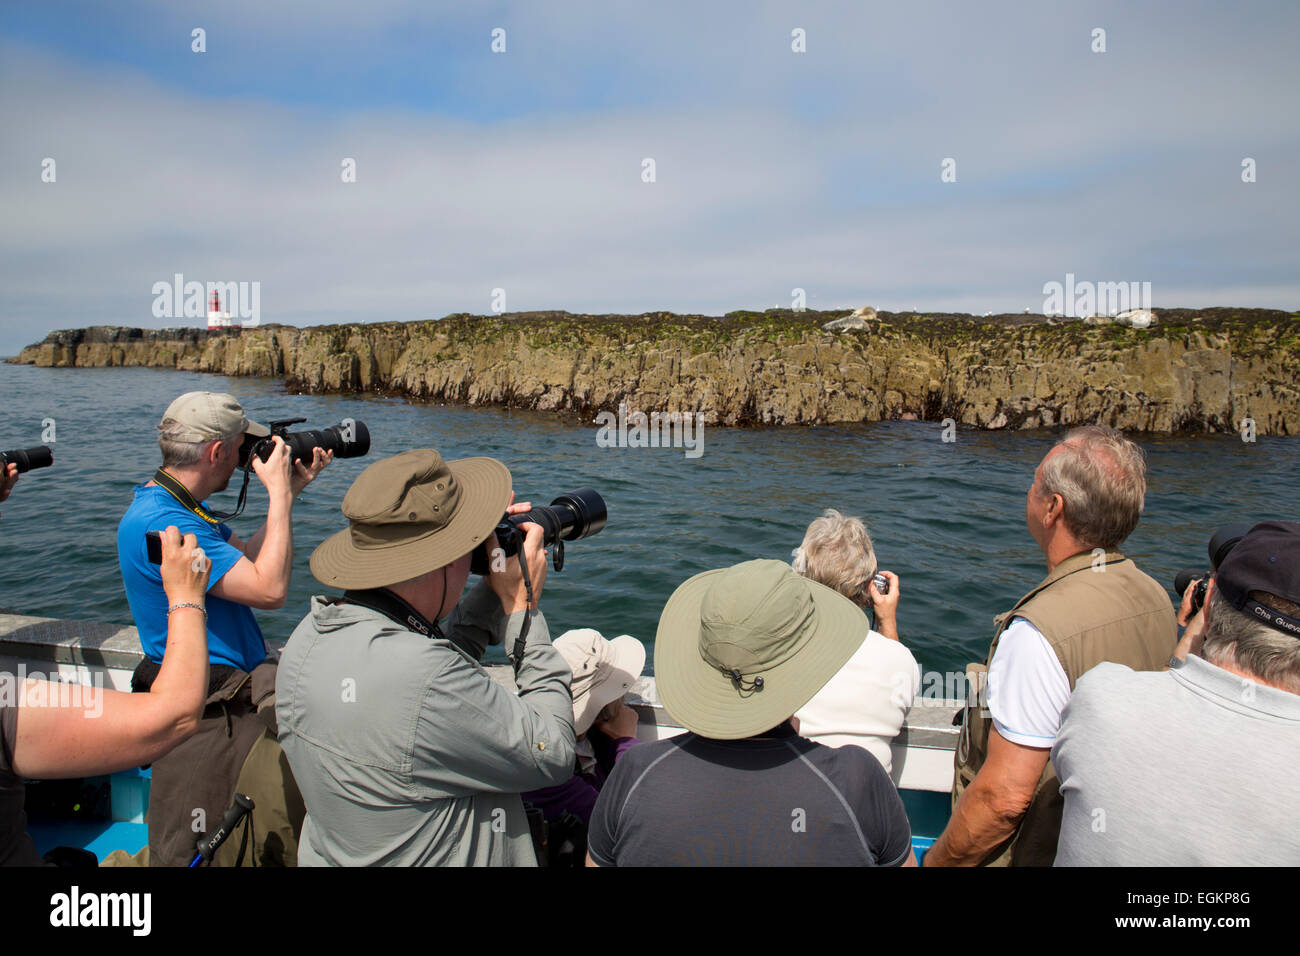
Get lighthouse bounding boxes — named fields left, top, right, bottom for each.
left=207, top=289, right=241, bottom=331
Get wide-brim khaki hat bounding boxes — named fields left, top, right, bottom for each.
left=655, top=559, right=867, bottom=740
left=310, top=448, right=511, bottom=589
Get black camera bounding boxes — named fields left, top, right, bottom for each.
left=470, top=489, right=607, bottom=575
left=238, top=418, right=371, bottom=467
left=1173, top=522, right=1254, bottom=614
left=1, top=445, right=53, bottom=473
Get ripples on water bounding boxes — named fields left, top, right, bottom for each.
left=2, top=364, right=1296, bottom=675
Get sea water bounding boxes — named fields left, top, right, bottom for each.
left=1, top=362, right=1296, bottom=675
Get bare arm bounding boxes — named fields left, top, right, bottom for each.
left=12, top=528, right=210, bottom=778
left=923, top=727, right=1049, bottom=867
left=231, top=447, right=332, bottom=562
left=1171, top=577, right=1213, bottom=664
left=210, top=438, right=295, bottom=609
left=869, top=570, right=901, bottom=641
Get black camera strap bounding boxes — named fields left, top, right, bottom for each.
left=510, top=547, right=534, bottom=670
left=340, top=587, right=489, bottom=661
left=344, top=559, right=534, bottom=674
left=152, top=467, right=252, bottom=524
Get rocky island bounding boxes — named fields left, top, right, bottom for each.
left=9, top=308, right=1299, bottom=435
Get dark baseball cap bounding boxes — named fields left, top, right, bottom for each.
left=1214, top=521, right=1300, bottom=640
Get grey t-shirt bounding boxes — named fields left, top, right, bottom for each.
left=1053, top=655, right=1300, bottom=866
left=588, top=723, right=911, bottom=866
left=1, top=702, right=42, bottom=866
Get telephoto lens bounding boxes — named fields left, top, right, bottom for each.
left=1, top=445, right=54, bottom=473
left=470, top=489, right=607, bottom=574
left=241, top=420, right=371, bottom=466
left=516, top=489, right=608, bottom=546
left=281, top=421, right=371, bottom=464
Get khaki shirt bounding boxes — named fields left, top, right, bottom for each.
left=276, top=579, right=575, bottom=866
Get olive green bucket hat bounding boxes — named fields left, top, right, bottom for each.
left=654, top=559, right=868, bottom=740
left=310, top=448, right=511, bottom=590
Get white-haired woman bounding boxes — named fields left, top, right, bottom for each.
left=791, top=509, right=921, bottom=782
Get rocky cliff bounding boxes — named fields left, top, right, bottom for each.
left=9, top=308, right=1300, bottom=434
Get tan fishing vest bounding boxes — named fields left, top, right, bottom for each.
left=952, top=549, right=1175, bottom=866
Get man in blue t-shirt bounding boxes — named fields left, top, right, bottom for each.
left=116, top=391, right=332, bottom=865
left=118, top=392, right=330, bottom=671
left=120, top=491, right=266, bottom=671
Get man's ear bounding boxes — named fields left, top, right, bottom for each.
left=1043, top=493, right=1065, bottom=527
left=206, top=438, right=227, bottom=467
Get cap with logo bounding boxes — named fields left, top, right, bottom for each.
left=310, top=448, right=512, bottom=590
left=160, top=392, right=269, bottom=443
left=1214, top=521, right=1300, bottom=640
left=654, top=559, right=867, bottom=740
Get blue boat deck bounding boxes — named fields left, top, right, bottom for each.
left=25, top=766, right=948, bottom=864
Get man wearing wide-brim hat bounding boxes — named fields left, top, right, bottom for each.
left=586, top=559, right=916, bottom=866
left=276, top=449, right=576, bottom=866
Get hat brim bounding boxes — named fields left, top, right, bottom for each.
left=309, top=456, right=511, bottom=590
left=243, top=418, right=270, bottom=438
left=654, top=570, right=867, bottom=740
left=573, top=635, right=647, bottom=734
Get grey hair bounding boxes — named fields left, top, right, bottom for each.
left=157, top=418, right=242, bottom=469
left=1038, top=424, right=1146, bottom=549
left=793, top=509, right=878, bottom=606
left=1202, top=588, right=1300, bottom=693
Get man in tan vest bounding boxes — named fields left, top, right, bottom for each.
left=925, top=425, right=1175, bottom=867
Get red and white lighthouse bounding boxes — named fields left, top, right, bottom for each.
left=207, top=290, right=241, bottom=331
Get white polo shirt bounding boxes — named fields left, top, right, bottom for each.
left=986, top=617, right=1071, bottom=748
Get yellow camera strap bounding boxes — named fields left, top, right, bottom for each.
left=152, top=467, right=245, bottom=523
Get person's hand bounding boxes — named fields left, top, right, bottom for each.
left=160, top=526, right=210, bottom=607
left=868, top=570, right=901, bottom=641
left=291, top=446, right=334, bottom=498
left=487, top=515, right=548, bottom=615
left=1177, top=576, right=1204, bottom=627
left=250, top=436, right=294, bottom=501
left=1172, top=577, right=1212, bottom=662
left=0, top=462, right=18, bottom=503
left=595, top=702, right=638, bottom=740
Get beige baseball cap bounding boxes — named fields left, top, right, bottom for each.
left=160, top=392, right=269, bottom=443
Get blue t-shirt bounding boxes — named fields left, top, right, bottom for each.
left=117, top=484, right=267, bottom=672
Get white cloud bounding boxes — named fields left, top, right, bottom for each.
left=1, top=1, right=1297, bottom=355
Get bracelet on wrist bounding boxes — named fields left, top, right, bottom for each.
left=168, top=602, right=207, bottom=622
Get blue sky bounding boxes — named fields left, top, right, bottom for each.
left=1, top=0, right=1297, bottom=353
